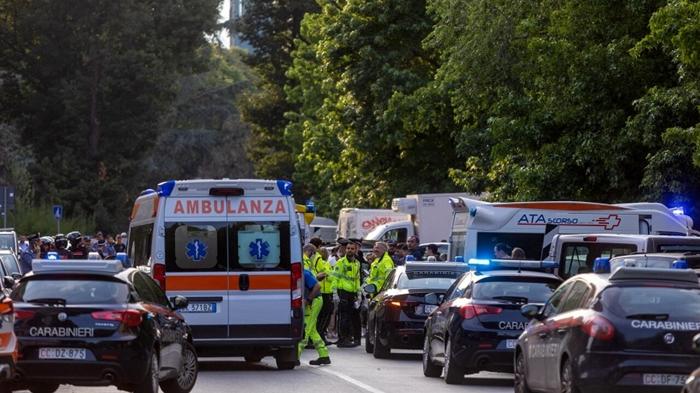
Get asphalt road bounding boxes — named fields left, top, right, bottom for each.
left=22, top=346, right=514, bottom=393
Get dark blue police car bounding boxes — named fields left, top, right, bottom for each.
left=422, top=259, right=562, bottom=384
left=515, top=258, right=700, bottom=393
left=10, top=260, right=198, bottom=393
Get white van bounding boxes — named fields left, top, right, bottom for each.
left=550, top=233, right=700, bottom=279
left=128, top=179, right=304, bottom=369
left=448, top=198, right=695, bottom=262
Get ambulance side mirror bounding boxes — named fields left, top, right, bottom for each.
left=521, top=303, right=543, bottom=320
left=363, top=284, right=377, bottom=294
left=693, top=333, right=700, bottom=353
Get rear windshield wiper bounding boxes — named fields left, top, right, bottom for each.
left=491, top=296, right=529, bottom=304
left=626, top=313, right=669, bottom=321
left=26, top=298, right=67, bottom=306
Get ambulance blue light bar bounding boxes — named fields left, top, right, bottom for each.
left=672, top=260, right=689, bottom=269
left=593, top=257, right=611, bottom=273
left=467, top=258, right=558, bottom=271
left=277, top=180, right=293, bottom=196
left=157, top=180, right=176, bottom=197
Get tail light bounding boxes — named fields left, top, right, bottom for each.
left=581, top=315, right=615, bottom=341
left=460, top=304, right=503, bottom=320
left=0, top=299, right=13, bottom=322
left=153, top=263, right=166, bottom=290
left=291, top=262, right=302, bottom=310
left=92, top=310, right=143, bottom=328
left=14, top=310, right=35, bottom=321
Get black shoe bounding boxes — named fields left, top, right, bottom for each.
left=309, top=357, right=331, bottom=366
left=295, top=360, right=300, bottom=366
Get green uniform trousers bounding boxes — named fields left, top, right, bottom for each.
left=298, top=296, right=329, bottom=358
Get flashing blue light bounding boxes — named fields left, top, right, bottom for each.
left=116, top=252, right=130, bottom=268
left=277, top=180, right=293, bottom=196
left=157, top=180, right=176, bottom=197
left=47, top=252, right=59, bottom=261
left=306, top=200, right=316, bottom=213
left=468, top=258, right=491, bottom=266
left=405, top=255, right=416, bottom=262
left=455, top=256, right=465, bottom=263
left=469, top=207, right=478, bottom=217
left=671, top=207, right=685, bottom=216
left=541, top=261, right=559, bottom=269
left=672, top=260, right=689, bottom=269
left=139, top=189, right=157, bottom=196
left=593, top=257, right=611, bottom=274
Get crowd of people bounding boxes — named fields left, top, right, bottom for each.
left=299, top=235, right=408, bottom=366
left=16, top=231, right=128, bottom=274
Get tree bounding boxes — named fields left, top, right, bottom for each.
left=0, top=0, right=221, bottom=231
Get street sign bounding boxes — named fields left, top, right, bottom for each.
left=53, top=205, right=63, bottom=220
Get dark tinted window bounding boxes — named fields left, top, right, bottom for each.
left=559, top=242, right=637, bottom=279
left=473, top=276, right=559, bottom=303
left=0, top=235, right=15, bottom=251
left=601, top=286, right=700, bottom=320
left=476, top=232, right=544, bottom=261
left=128, top=224, right=153, bottom=267
left=12, top=277, right=129, bottom=305
left=445, top=273, right=471, bottom=301
left=542, top=280, right=574, bottom=318
left=397, top=270, right=464, bottom=290
left=0, top=254, right=20, bottom=276
left=381, top=270, right=396, bottom=292
left=657, top=244, right=700, bottom=253
left=558, top=281, right=590, bottom=313
left=132, top=272, right=169, bottom=306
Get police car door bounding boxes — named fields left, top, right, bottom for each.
left=227, top=197, right=294, bottom=340
left=163, top=197, right=230, bottom=341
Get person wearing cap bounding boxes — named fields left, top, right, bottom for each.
left=333, top=241, right=362, bottom=347
left=366, top=242, right=395, bottom=296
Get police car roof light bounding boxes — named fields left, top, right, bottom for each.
left=32, top=260, right=125, bottom=274
left=276, top=180, right=293, bottom=196
left=209, top=187, right=244, bottom=197
left=46, top=252, right=59, bottom=261
left=672, top=260, right=689, bottom=269
left=671, top=207, right=685, bottom=216
left=593, top=257, right=611, bottom=273
left=405, top=255, right=416, bottom=262
left=609, top=267, right=698, bottom=284
left=454, top=256, right=465, bottom=263
left=157, top=180, right=176, bottom=197
left=468, top=258, right=490, bottom=266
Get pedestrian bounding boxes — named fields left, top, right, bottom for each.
left=297, top=267, right=331, bottom=365
left=425, top=244, right=440, bottom=261
left=494, top=243, right=511, bottom=259
left=511, top=247, right=526, bottom=260
left=394, top=242, right=408, bottom=266
left=333, top=241, right=362, bottom=347
left=407, top=236, right=424, bottom=260
left=114, top=232, right=127, bottom=253
left=366, top=242, right=395, bottom=293
left=18, top=235, right=36, bottom=274
left=309, top=238, right=334, bottom=344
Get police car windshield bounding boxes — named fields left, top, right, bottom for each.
left=0, top=235, right=14, bottom=250
left=601, top=286, right=700, bottom=320
left=397, top=271, right=462, bottom=290
left=473, top=277, right=559, bottom=303
left=0, top=255, right=19, bottom=276
left=12, top=277, right=129, bottom=305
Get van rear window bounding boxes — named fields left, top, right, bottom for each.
left=165, top=221, right=291, bottom=272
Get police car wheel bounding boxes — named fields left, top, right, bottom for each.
left=364, top=322, right=374, bottom=353
left=372, top=324, right=390, bottom=359
left=161, top=342, right=198, bottom=393
left=28, top=383, right=59, bottom=393
left=135, top=352, right=160, bottom=393
left=560, top=358, right=578, bottom=393
left=514, top=352, right=533, bottom=393
left=245, top=355, right=263, bottom=363
left=422, top=333, right=441, bottom=378
left=443, top=337, right=463, bottom=385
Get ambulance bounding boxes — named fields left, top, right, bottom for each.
left=128, top=179, right=304, bottom=369
left=448, top=198, right=696, bottom=262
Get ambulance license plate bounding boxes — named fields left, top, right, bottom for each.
left=184, top=303, right=216, bottom=313
left=39, top=347, right=86, bottom=360
left=642, top=374, right=687, bottom=386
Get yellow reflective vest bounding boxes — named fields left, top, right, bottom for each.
left=367, top=252, right=395, bottom=291
left=333, top=256, right=361, bottom=293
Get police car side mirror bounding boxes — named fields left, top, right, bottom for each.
left=172, top=296, right=189, bottom=311
left=10, top=273, right=21, bottom=281
left=424, top=292, right=441, bottom=305
left=693, top=333, right=700, bottom=353
left=364, top=284, right=377, bottom=294
left=2, top=276, right=15, bottom=289
left=521, top=304, right=542, bottom=320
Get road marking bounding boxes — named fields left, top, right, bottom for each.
left=317, top=367, right=388, bottom=393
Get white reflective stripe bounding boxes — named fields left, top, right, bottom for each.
left=316, top=368, right=388, bottom=393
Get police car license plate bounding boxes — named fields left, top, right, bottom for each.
left=184, top=303, right=216, bottom=313
left=505, top=339, right=517, bottom=349
left=38, top=347, right=86, bottom=360
left=642, top=374, right=687, bottom=386
left=418, top=305, right=438, bottom=315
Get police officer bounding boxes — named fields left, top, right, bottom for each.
left=298, top=263, right=331, bottom=365
left=367, top=242, right=395, bottom=292
left=308, top=238, right=334, bottom=344
left=334, top=242, right=362, bottom=347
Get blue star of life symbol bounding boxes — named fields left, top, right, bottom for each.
left=249, top=239, right=270, bottom=261
left=186, top=239, right=207, bottom=262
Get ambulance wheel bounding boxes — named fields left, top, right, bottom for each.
left=423, top=334, right=441, bottom=378
left=372, top=324, right=390, bottom=359
left=29, top=383, right=59, bottom=393
left=275, top=359, right=297, bottom=370
left=275, top=348, right=298, bottom=370
left=443, top=337, right=463, bottom=384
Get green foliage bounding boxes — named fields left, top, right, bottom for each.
left=9, top=201, right=94, bottom=235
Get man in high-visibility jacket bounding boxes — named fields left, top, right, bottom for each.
left=298, top=245, right=331, bottom=365
left=367, top=242, right=395, bottom=293
left=308, top=238, right=334, bottom=344
left=333, top=241, right=362, bottom=347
